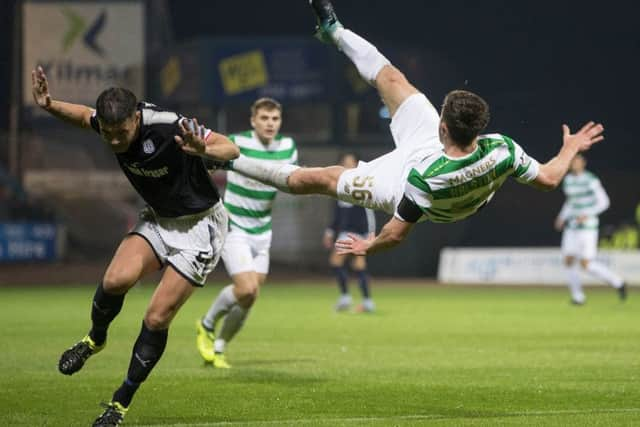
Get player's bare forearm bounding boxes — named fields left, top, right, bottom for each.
left=533, top=145, right=579, bottom=191
left=531, top=122, right=604, bottom=191
left=340, top=216, right=412, bottom=256
left=204, top=133, right=240, bottom=161
left=367, top=218, right=413, bottom=254
left=43, top=100, right=94, bottom=129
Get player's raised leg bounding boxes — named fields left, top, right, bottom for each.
left=229, top=157, right=345, bottom=197
left=310, top=0, right=419, bottom=117
left=58, top=235, right=161, bottom=375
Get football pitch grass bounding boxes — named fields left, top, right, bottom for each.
left=1, top=282, right=639, bottom=426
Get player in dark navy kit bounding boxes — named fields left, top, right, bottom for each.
left=322, top=153, right=376, bottom=312
left=31, top=65, right=239, bottom=426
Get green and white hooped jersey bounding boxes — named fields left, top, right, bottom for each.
left=224, top=130, right=298, bottom=235
left=402, top=133, right=540, bottom=223
left=558, top=171, right=609, bottom=230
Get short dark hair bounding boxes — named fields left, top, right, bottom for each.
left=251, top=97, right=282, bottom=116
left=441, top=90, right=490, bottom=147
left=96, top=87, right=138, bottom=125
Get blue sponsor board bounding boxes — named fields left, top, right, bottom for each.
left=0, top=223, right=61, bottom=262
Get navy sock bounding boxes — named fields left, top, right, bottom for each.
left=356, top=270, right=370, bottom=299
left=112, top=321, right=168, bottom=408
left=111, top=379, right=139, bottom=409
left=89, top=283, right=125, bottom=346
left=333, top=266, right=349, bottom=294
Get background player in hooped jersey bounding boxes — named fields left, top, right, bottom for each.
left=31, top=66, right=239, bottom=426
left=323, top=153, right=376, bottom=312
left=209, top=0, right=606, bottom=257
left=196, top=98, right=298, bottom=368
left=555, top=154, right=627, bottom=305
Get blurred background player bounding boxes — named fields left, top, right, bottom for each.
left=31, top=66, right=238, bottom=426
left=197, top=98, right=298, bottom=368
left=555, top=153, right=627, bottom=304
left=323, top=153, right=376, bottom=312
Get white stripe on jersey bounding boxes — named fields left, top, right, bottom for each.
left=224, top=131, right=298, bottom=235
left=558, top=171, right=609, bottom=229
left=143, top=110, right=179, bottom=126
left=401, top=133, right=540, bottom=223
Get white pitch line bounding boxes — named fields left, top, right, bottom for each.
left=135, top=408, right=640, bottom=427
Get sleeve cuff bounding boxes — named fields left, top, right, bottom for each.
left=395, top=195, right=423, bottom=223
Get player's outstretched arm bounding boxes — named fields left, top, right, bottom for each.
left=31, top=65, right=94, bottom=129
left=175, top=118, right=239, bottom=161
left=335, top=217, right=414, bottom=255
left=531, top=122, right=604, bottom=191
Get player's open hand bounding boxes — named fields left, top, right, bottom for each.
left=335, top=232, right=374, bottom=256
left=175, top=118, right=207, bottom=156
left=31, top=66, right=52, bottom=109
left=562, top=121, right=604, bottom=153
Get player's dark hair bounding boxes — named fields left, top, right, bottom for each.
left=441, top=90, right=490, bottom=147
left=96, top=87, right=138, bottom=125
left=251, top=97, right=282, bottom=116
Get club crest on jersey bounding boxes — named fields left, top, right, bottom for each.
left=142, top=139, right=155, bottom=154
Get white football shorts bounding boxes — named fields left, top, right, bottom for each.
left=221, top=228, right=272, bottom=276
left=336, top=93, right=442, bottom=214
left=130, top=201, right=228, bottom=286
left=561, top=228, right=599, bottom=260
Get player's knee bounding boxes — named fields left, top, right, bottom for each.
left=235, top=282, right=259, bottom=308
left=329, top=252, right=345, bottom=267
left=102, top=268, right=137, bottom=294
left=237, top=291, right=258, bottom=308
left=376, top=65, right=407, bottom=88
left=329, top=259, right=343, bottom=268
left=144, top=307, right=174, bottom=330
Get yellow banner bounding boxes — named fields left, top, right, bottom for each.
left=218, top=50, right=268, bottom=95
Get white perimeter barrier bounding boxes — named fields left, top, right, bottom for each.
left=438, top=247, right=640, bottom=285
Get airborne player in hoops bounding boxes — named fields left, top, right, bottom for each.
left=211, top=0, right=607, bottom=257
left=31, top=65, right=239, bottom=426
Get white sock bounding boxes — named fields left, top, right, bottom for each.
left=567, top=264, right=585, bottom=303
left=218, top=304, right=249, bottom=347
left=202, top=284, right=237, bottom=330
left=232, top=155, right=299, bottom=192
left=334, top=28, right=390, bottom=85
left=586, top=261, right=624, bottom=288
left=214, top=338, right=226, bottom=354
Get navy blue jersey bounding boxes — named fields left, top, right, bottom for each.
left=328, top=200, right=376, bottom=236
left=90, top=102, right=220, bottom=217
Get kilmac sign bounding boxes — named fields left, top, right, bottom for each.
left=22, top=1, right=144, bottom=106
